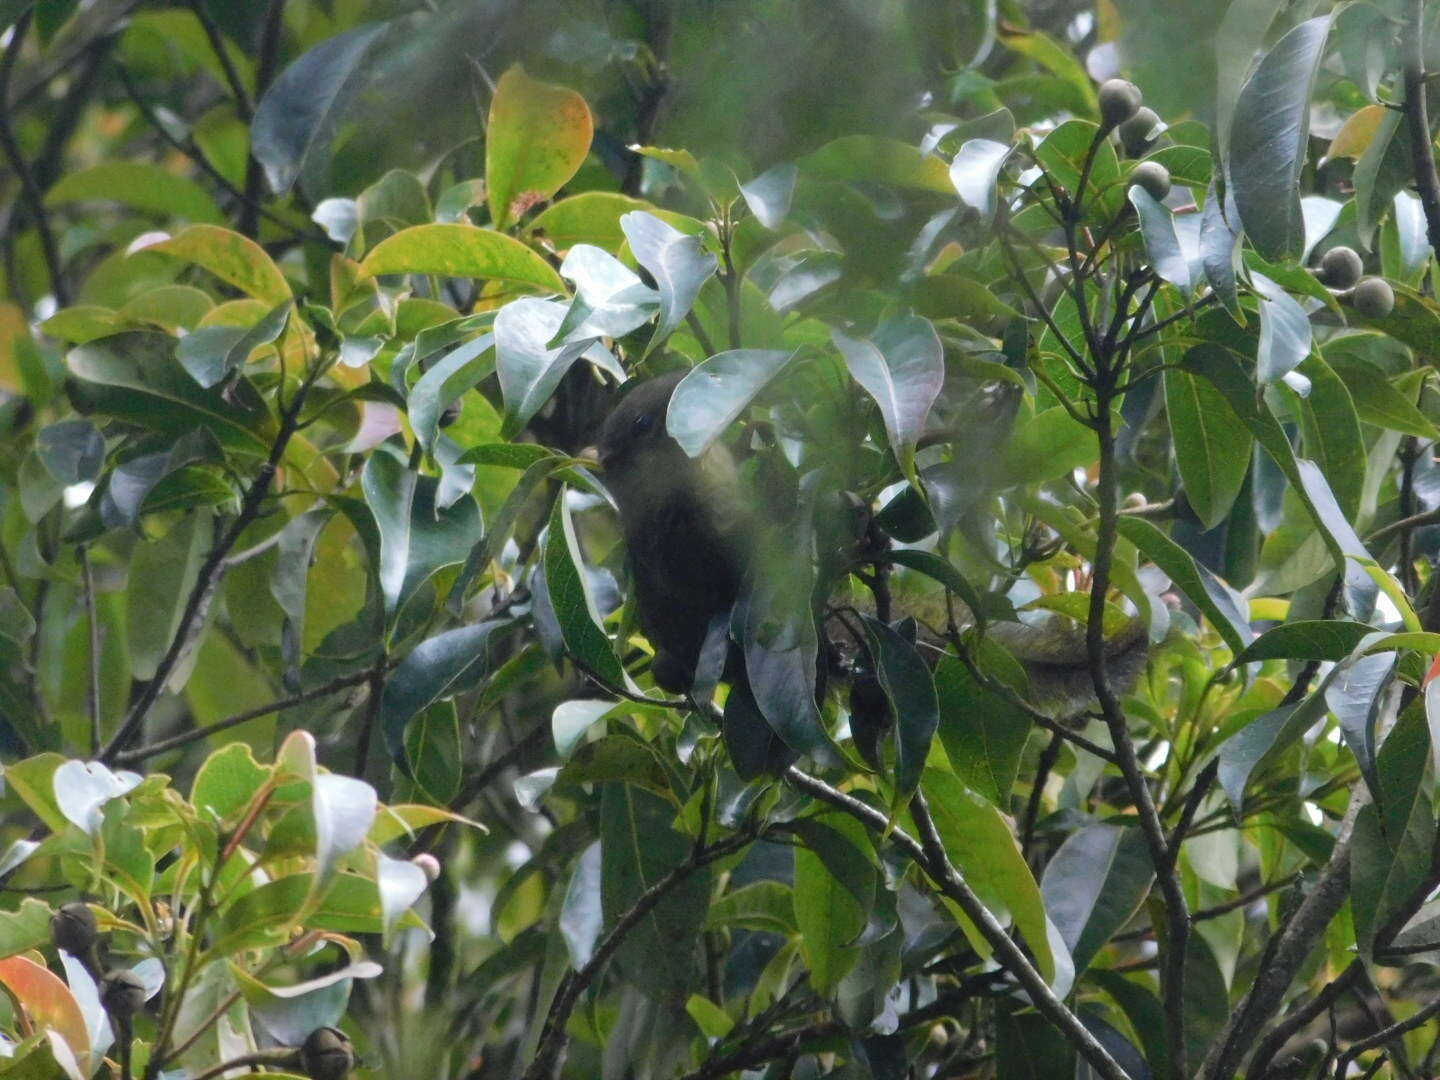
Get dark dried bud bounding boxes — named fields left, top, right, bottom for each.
left=438, top=401, right=463, bottom=428
left=1129, top=161, right=1171, bottom=201
left=1097, top=79, right=1142, bottom=129
left=1317, top=245, right=1363, bottom=289
left=1119, top=106, right=1162, bottom=157
left=100, top=968, right=147, bottom=1019
left=300, top=1026, right=355, bottom=1080
left=1351, top=276, right=1395, bottom=319
left=51, top=902, right=98, bottom=955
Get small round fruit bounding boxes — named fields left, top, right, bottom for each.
left=1130, top=161, right=1171, bottom=200
left=412, top=853, right=441, bottom=882
left=300, top=1026, right=355, bottom=1080
left=1119, top=106, right=1161, bottom=156
left=99, top=968, right=146, bottom=1019
left=1318, top=245, right=1363, bottom=289
left=51, top=902, right=98, bottom=955
left=1098, top=79, right=1142, bottom=128
left=1351, top=276, right=1395, bottom=319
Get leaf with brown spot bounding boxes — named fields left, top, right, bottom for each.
left=486, top=65, right=593, bottom=231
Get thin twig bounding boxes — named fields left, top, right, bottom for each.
left=520, top=828, right=759, bottom=1079
left=0, top=11, right=69, bottom=305
left=185, top=0, right=253, bottom=118
left=79, top=547, right=102, bottom=757
left=101, top=358, right=328, bottom=764
left=188, top=1049, right=299, bottom=1080
left=114, top=667, right=373, bottom=765
left=1333, top=993, right=1440, bottom=1079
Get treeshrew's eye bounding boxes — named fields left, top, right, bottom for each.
left=631, top=412, right=654, bottom=436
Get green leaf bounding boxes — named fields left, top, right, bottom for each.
left=486, top=65, right=593, bottom=230
left=144, top=225, right=292, bottom=306
left=551, top=699, right=614, bottom=760
left=190, top=743, right=269, bottom=825
left=1326, top=649, right=1395, bottom=795
left=543, top=495, right=630, bottom=690
left=686, top=994, right=734, bottom=1039
left=706, top=881, right=798, bottom=934
left=554, top=244, right=658, bottom=343
left=799, top=135, right=954, bottom=194
left=527, top=192, right=653, bottom=253
left=1217, top=678, right=1334, bottom=809
left=1116, top=516, right=1251, bottom=655
left=1325, top=345, right=1440, bottom=439
left=1034, top=121, right=1121, bottom=221
left=666, top=349, right=795, bottom=458
left=601, top=784, right=710, bottom=993
left=176, top=300, right=291, bottom=388
left=1352, top=704, right=1435, bottom=961
left=1164, top=369, right=1251, bottom=529
left=1229, top=15, right=1333, bottom=262
left=858, top=614, right=938, bottom=804
left=1200, top=181, right=1244, bottom=321
left=1040, top=824, right=1152, bottom=976
left=1129, top=186, right=1190, bottom=292
left=494, top=298, right=608, bottom=439
left=378, top=621, right=507, bottom=772
left=408, top=333, right=495, bottom=454
left=1233, top=620, right=1376, bottom=664
left=35, top=420, right=104, bottom=485
left=933, top=655, right=1029, bottom=806
left=67, top=332, right=274, bottom=457
left=405, top=700, right=462, bottom=804
left=250, top=21, right=389, bottom=196
left=0, top=899, right=53, bottom=961
left=620, top=211, right=718, bottom=358
left=998, top=25, right=1097, bottom=117
left=125, top=509, right=213, bottom=681
left=1295, top=355, right=1364, bottom=519
left=832, top=315, right=944, bottom=479
left=559, top=842, right=603, bottom=970
left=357, top=224, right=565, bottom=294
left=949, top=138, right=1012, bottom=220
left=1214, top=0, right=1290, bottom=157
left=922, top=768, right=1054, bottom=982
left=44, top=162, right=223, bottom=224
left=1252, top=271, right=1312, bottom=384
left=0, top=588, right=35, bottom=648
left=361, top=447, right=480, bottom=621
left=740, top=163, right=798, bottom=228
left=791, top=815, right=877, bottom=995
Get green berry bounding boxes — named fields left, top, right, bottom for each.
left=1098, top=79, right=1142, bottom=129
left=300, top=1027, right=355, bottom=1080
left=1119, top=106, right=1162, bottom=156
left=51, top=902, right=98, bottom=955
left=99, top=968, right=146, bottom=1019
left=1130, top=161, right=1171, bottom=201
left=1318, top=245, right=1363, bottom=289
left=1351, top=276, right=1395, bottom=319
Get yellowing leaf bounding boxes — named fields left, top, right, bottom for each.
left=486, top=65, right=594, bottom=230
left=143, top=225, right=292, bottom=305
left=357, top=224, right=564, bottom=293
left=1326, top=103, right=1386, bottom=162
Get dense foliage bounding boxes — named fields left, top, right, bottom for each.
left=4, top=1, right=1440, bottom=1078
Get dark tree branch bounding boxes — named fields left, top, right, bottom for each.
left=1198, top=790, right=1366, bottom=1080
left=1402, top=0, right=1440, bottom=258
left=239, top=0, right=286, bottom=238
left=785, top=768, right=1131, bottom=1080
left=0, top=11, right=70, bottom=306
left=1249, top=962, right=1361, bottom=1080
left=1089, top=375, right=1190, bottom=1079
left=185, top=0, right=253, bottom=119
left=1333, top=992, right=1440, bottom=1079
